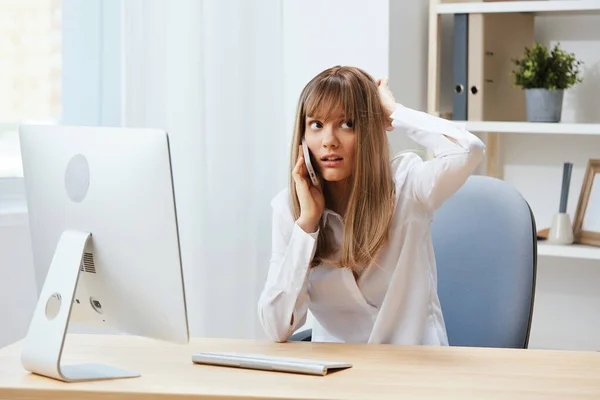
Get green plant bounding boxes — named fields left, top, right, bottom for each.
left=511, top=42, right=584, bottom=90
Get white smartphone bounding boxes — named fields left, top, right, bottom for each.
left=301, top=139, right=320, bottom=186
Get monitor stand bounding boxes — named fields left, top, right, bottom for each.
left=20, top=230, right=140, bottom=382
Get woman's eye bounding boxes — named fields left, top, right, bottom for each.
left=310, top=121, right=322, bottom=129
left=341, top=120, right=354, bottom=129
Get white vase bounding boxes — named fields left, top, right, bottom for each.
left=547, top=212, right=574, bottom=245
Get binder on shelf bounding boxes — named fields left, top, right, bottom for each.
left=466, top=11, right=534, bottom=178
left=452, top=13, right=468, bottom=121
left=467, top=12, right=534, bottom=121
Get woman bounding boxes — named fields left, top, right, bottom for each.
left=258, top=66, right=485, bottom=345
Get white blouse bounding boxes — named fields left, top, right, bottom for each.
left=257, top=104, right=485, bottom=345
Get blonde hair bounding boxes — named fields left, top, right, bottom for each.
left=289, top=66, right=395, bottom=272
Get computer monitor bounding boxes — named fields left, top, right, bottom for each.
left=18, top=124, right=190, bottom=382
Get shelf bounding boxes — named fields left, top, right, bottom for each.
left=437, top=1, right=600, bottom=15
left=538, top=242, right=600, bottom=260
left=453, top=121, right=600, bottom=135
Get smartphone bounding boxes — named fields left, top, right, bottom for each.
left=301, top=139, right=320, bottom=186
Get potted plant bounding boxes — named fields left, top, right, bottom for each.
left=511, top=42, right=583, bottom=122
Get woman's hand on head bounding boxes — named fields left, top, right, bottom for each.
left=293, top=146, right=325, bottom=233
left=376, top=77, right=397, bottom=131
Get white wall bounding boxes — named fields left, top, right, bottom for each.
left=281, top=0, right=427, bottom=157
left=388, top=0, right=430, bottom=155
left=282, top=0, right=390, bottom=141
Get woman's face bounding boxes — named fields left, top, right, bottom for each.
left=304, top=108, right=356, bottom=183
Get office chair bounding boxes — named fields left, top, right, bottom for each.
left=289, top=175, right=537, bottom=348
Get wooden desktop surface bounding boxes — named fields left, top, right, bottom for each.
left=0, top=334, right=599, bottom=399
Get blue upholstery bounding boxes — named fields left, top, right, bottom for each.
left=289, top=175, right=537, bottom=348
left=431, top=175, right=537, bottom=348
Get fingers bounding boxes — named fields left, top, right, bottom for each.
left=292, top=157, right=304, bottom=181
left=294, top=146, right=306, bottom=176
left=377, top=77, right=389, bottom=87
left=293, top=150, right=309, bottom=191
left=309, top=185, right=323, bottom=200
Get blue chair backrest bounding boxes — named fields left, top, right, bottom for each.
left=431, top=175, right=537, bottom=348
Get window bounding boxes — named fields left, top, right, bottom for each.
left=0, top=0, right=62, bottom=179
left=0, top=0, right=122, bottom=212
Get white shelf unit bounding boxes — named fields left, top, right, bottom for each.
left=538, top=243, right=600, bottom=260
left=427, top=1, right=600, bottom=262
left=454, top=121, right=600, bottom=135
left=427, top=1, right=600, bottom=175
left=437, top=1, right=600, bottom=15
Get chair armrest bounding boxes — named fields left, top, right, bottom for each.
left=289, top=329, right=312, bottom=342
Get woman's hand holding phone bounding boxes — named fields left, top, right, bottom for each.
left=293, top=145, right=325, bottom=234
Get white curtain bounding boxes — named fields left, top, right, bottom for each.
left=122, top=0, right=288, bottom=339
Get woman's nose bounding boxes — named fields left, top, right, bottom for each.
left=322, top=125, right=339, bottom=148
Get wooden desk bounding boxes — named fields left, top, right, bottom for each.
left=1, top=334, right=599, bottom=399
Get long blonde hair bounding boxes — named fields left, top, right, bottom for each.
left=289, top=66, right=395, bottom=272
